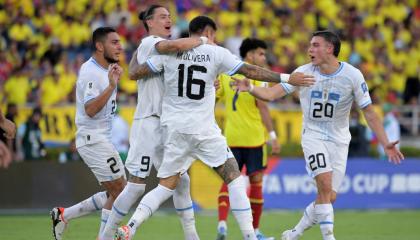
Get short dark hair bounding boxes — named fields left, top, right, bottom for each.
left=239, top=38, right=267, bottom=59
left=92, top=27, right=116, bottom=50
left=312, top=30, right=341, bottom=57
left=189, top=16, right=217, bottom=35
left=138, top=4, right=165, bottom=32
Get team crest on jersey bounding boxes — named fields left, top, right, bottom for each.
left=361, top=82, right=368, bottom=93
left=89, top=82, right=93, bottom=88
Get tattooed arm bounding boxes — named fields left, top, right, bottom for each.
left=128, top=51, right=154, bottom=80
left=236, top=63, right=315, bottom=86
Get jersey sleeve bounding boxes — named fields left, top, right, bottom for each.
left=217, top=47, right=244, bottom=76
left=279, top=66, right=304, bottom=94
left=136, top=36, right=165, bottom=64
left=146, top=55, right=166, bottom=73
left=353, top=69, right=372, bottom=108
left=80, top=70, right=101, bottom=104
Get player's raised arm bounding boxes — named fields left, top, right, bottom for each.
left=233, top=77, right=288, bottom=102
left=236, top=63, right=315, bottom=86
left=361, top=105, right=404, bottom=164
left=85, top=64, right=122, bottom=117
left=155, top=37, right=208, bottom=54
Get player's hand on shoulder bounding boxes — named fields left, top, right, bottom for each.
left=385, top=140, right=404, bottom=164
left=231, top=77, right=251, bottom=92
left=288, top=72, right=315, bottom=87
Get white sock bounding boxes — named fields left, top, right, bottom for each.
left=63, top=191, right=107, bottom=221
left=294, top=201, right=316, bottom=235
left=101, top=183, right=146, bottom=239
left=174, top=174, right=199, bottom=240
left=99, top=208, right=111, bottom=236
left=217, top=220, right=227, bottom=232
left=315, top=203, right=335, bottom=240
left=127, top=184, right=174, bottom=236
left=227, top=176, right=256, bottom=240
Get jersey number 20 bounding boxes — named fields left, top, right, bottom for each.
left=178, top=64, right=207, bottom=100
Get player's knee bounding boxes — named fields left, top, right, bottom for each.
left=317, top=177, right=332, bottom=194
left=128, top=174, right=147, bottom=184
left=249, top=172, right=263, bottom=184
left=160, top=175, right=180, bottom=190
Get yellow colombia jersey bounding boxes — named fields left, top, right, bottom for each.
left=217, top=73, right=267, bottom=147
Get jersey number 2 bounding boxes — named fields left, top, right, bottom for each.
left=178, top=64, right=207, bottom=100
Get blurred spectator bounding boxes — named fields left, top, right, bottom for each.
left=224, top=24, right=243, bottom=58
left=348, top=106, right=369, bottom=157
left=378, top=103, right=401, bottom=160
left=58, top=138, right=81, bottom=163
left=107, top=3, right=131, bottom=28
left=111, top=108, right=129, bottom=161
left=17, top=107, right=46, bottom=160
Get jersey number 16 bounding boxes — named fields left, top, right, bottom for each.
left=178, top=64, right=207, bottom=100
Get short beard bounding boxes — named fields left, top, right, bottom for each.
left=104, top=51, right=118, bottom=64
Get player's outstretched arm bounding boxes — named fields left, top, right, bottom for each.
left=233, top=77, right=287, bottom=101
left=128, top=51, right=154, bottom=80
left=155, top=37, right=207, bottom=54
left=0, top=109, right=16, bottom=139
left=362, top=105, right=404, bottom=164
left=237, top=63, right=315, bottom=86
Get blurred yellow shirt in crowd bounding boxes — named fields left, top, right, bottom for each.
left=4, top=75, right=31, bottom=105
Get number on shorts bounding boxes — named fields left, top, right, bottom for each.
left=308, top=153, right=326, bottom=171
left=140, top=156, right=150, bottom=172
left=107, top=157, right=120, bottom=173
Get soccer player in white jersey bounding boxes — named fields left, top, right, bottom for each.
left=115, top=16, right=314, bottom=240
left=51, top=27, right=125, bottom=240
left=233, top=30, right=404, bottom=240
left=100, top=5, right=208, bottom=240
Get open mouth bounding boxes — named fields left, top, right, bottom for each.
left=165, top=26, right=171, bottom=30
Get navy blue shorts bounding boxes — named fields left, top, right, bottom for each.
left=231, top=146, right=266, bottom=175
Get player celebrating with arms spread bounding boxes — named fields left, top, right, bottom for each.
left=234, top=30, right=404, bottom=240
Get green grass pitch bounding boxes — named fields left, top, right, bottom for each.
left=0, top=210, right=419, bottom=239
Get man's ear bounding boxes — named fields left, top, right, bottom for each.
left=95, top=42, right=104, bottom=52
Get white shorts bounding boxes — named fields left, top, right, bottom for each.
left=125, top=116, right=164, bottom=178
left=157, top=126, right=234, bottom=178
left=78, top=141, right=125, bottom=183
left=301, top=136, right=348, bottom=192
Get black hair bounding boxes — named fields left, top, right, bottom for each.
left=138, top=4, right=165, bottom=32
left=189, top=16, right=217, bottom=35
left=239, top=38, right=267, bottom=59
left=92, top=27, right=116, bottom=51
left=312, top=30, right=341, bottom=57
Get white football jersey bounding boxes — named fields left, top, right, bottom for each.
left=75, top=57, right=117, bottom=148
left=147, top=45, right=244, bottom=134
left=280, top=62, right=372, bottom=144
left=133, top=35, right=165, bottom=119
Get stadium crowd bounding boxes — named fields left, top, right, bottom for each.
left=0, top=0, right=419, bottom=108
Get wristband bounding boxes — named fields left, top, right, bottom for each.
left=248, top=83, right=255, bottom=93
left=269, top=130, right=277, bottom=140
left=280, top=73, right=290, bottom=83
left=200, top=36, right=208, bottom=45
